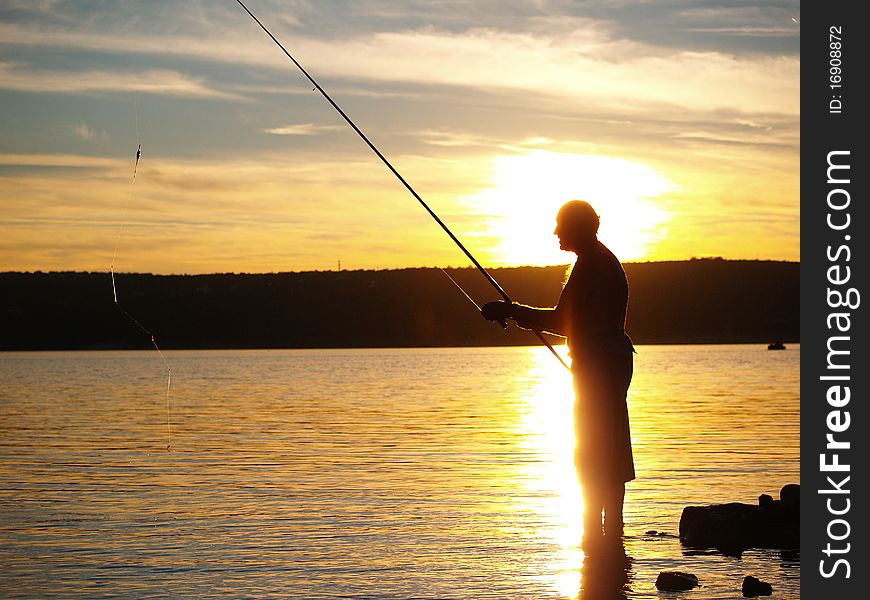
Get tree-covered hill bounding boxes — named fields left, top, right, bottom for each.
left=0, top=259, right=798, bottom=350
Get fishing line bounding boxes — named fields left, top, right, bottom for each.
left=440, top=268, right=481, bottom=312
left=235, top=0, right=570, bottom=371
left=110, top=98, right=173, bottom=451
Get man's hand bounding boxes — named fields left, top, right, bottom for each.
left=481, top=300, right=514, bottom=323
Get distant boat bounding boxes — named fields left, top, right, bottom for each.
left=768, top=341, right=786, bottom=350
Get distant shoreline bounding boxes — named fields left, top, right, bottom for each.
left=0, top=342, right=801, bottom=354
left=1, top=256, right=798, bottom=277
left=1, top=259, right=799, bottom=351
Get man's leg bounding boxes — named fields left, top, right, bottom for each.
left=603, top=483, right=625, bottom=538
left=582, top=484, right=604, bottom=547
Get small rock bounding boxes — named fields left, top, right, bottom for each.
left=758, top=494, right=773, bottom=507
left=742, top=575, right=773, bottom=597
left=655, top=571, right=699, bottom=591
left=645, top=530, right=658, bottom=535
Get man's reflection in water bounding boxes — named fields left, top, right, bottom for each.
left=579, top=541, right=633, bottom=600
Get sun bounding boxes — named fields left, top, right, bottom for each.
left=464, top=151, right=675, bottom=265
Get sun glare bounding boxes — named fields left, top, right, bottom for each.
left=514, top=346, right=584, bottom=597
left=465, top=151, right=674, bottom=265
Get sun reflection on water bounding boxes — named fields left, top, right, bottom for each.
left=513, top=346, right=585, bottom=598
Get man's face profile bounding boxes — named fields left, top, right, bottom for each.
left=554, top=214, right=575, bottom=253
left=554, top=201, right=599, bottom=254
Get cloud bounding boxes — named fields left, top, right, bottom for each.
left=686, top=26, right=798, bottom=36
left=419, top=129, right=494, bottom=148
left=73, top=122, right=108, bottom=143
left=263, top=123, right=344, bottom=135
left=418, top=129, right=558, bottom=153
left=0, top=150, right=463, bottom=273
left=0, top=61, right=240, bottom=99
left=0, top=18, right=797, bottom=116
left=314, top=28, right=798, bottom=116
left=675, top=5, right=799, bottom=23
left=0, top=153, right=118, bottom=168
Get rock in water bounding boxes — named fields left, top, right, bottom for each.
left=742, top=575, right=773, bottom=597
left=679, top=484, right=799, bottom=551
left=780, top=483, right=800, bottom=505
left=679, top=502, right=761, bottom=551
left=655, top=571, right=699, bottom=591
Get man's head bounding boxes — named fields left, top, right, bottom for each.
left=554, top=200, right=599, bottom=253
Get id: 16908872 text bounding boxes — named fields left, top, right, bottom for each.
left=829, top=26, right=844, bottom=114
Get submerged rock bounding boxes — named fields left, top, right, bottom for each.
left=644, top=530, right=675, bottom=538
left=655, top=571, right=699, bottom=591
left=679, top=484, right=799, bottom=551
left=742, top=575, right=773, bottom=597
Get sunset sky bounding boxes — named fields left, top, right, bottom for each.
left=0, top=0, right=799, bottom=274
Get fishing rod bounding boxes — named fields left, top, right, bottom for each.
left=235, top=0, right=570, bottom=371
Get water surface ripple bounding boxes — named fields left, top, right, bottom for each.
left=0, top=345, right=799, bottom=598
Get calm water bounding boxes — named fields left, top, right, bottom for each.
left=0, top=345, right=799, bottom=598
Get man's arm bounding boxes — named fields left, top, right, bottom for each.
left=512, top=304, right=568, bottom=336
left=481, top=301, right=568, bottom=337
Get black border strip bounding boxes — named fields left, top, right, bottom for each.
left=801, top=2, right=868, bottom=596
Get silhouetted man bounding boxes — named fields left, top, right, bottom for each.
left=482, top=200, right=635, bottom=548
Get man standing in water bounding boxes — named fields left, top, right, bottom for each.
left=482, top=200, right=635, bottom=548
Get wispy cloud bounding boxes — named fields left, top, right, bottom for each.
left=0, top=153, right=119, bottom=168
left=686, top=27, right=798, bottom=36
left=419, top=129, right=493, bottom=148
left=263, top=123, right=344, bottom=135
left=419, top=129, right=557, bottom=151
left=312, top=28, right=798, bottom=116
left=0, top=19, right=797, bottom=115
left=73, top=122, right=108, bottom=143
left=0, top=61, right=240, bottom=99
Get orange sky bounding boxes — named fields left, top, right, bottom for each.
left=0, top=1, right=799, bottom=273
